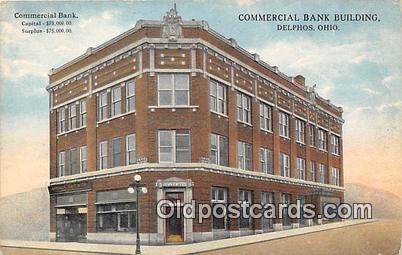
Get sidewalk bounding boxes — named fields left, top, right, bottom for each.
left=0, top=220, right=389, bottom=255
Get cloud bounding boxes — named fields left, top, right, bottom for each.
left=0, top=57, right=48, bottom=80
left=362, top=87, right=379, bottom=95
left=382, top=74, right=401, bottom=88
left=234, top=0, right=260, bottom=6
left=375, top=100, right=402, bottom=112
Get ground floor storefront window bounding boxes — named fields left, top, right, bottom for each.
left=96, top=189, right=137, bottom=232
left=96, top=203, right=137, bottom=232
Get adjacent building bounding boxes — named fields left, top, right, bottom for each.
left=47, top=7, right=344, bottom=244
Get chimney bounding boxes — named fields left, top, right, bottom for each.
left=294, top=75, right=305, bottom=86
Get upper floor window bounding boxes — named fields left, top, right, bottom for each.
left=279, top=112, right=289, bottom=138
left=260, top=147, right=273, bottom=174
left=317, top=129, right=327, bottom=151
left=279, top=152, right=290, bottom=177
left=308, top=124, right=316, bottom=147
left=318, top=163, right=326, bottom=184
left=57, top=108, right=66, bottom=134
left=210, top=133, right=228, bottom=166
left=66, top=148, right=79, bottom=175
left=110, top=137, right=122, bottom=168
left=331, top=167, right=340, bottom=186
left=68, top=104, right=77, bottom=130
left=99, top=141, right=108, bottom=170
left=260, top=103, right=272, bottom=132
left=126, top=134, right=136, bottom=165
left=79, top=100, right=87, bottom=127
left=295, top=118, right=305, bottom=144
left=58, top=151, right=65, bottom=177
left=309, top=161, right=316, bottom=182
left=296, top=157, right=305, bottom=180
left=158, top=74, right=189, bottom=106
left=158, top=130, right=190, bottom=163
left=98, top=91, right=109, bottom=121
left=209, top=80, right=227, bottom=115
left=236, top=92, right=251, bottom=124
left=79, top=146, right=87, bottom=173
left=126, top=80, right=135, bottom=112
left=330, top=134, right=340, bottom=155
left=237, top=141, right=252, bottom=171
left=111, top=86, right=122, bottom=117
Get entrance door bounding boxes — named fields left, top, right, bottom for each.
left=165, top=192, right=184, bottom=243
left=56, top=208, right=87, bottom=242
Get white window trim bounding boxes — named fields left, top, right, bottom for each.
left=236, top=92, right=252, bottom=125
left=58, top=151, right=65, bottom=177
left=99, top=141, right=108, bottom=170
left=237, top=141, right=252, bottom=171
left=331, top=134, right=340, bottom=156
left=79, top=146, right=87, bottom=173
left=295, top=118, right=305, bottom=144
left=126, top=134, right=136, bottom=165
left=158, top=130, right=190, bottom=163
left=260, top=103, right=272, bottom=132
left=296, top=157, right=305, bottom=180
left=125, top=80, right=135, bottom=113
left=279, top=112, right=290, bottom=138
left=209, top=79, right=227, bottom=116
left=210, top=133, right=228, bottom=166
left=157, top=74, right=190, bottom=107
left=280, top=153, right=290, bottom=177
left=259, top=147, right=273, bottom=174
left=111, top=86, right=122, bottom=117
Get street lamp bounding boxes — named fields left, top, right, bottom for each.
left=128, top=174, right=147, bottom=254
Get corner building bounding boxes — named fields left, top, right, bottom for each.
left=47, top=7, right=344, bottom=244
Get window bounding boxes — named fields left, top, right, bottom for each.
left=261, top=192, right=274, bottom=231
left=111, top=138, right=122, bottom=168
left=210, top=134, right=228, bottom=166
left=66, top=148, right=79, bottom=175
left=111, top=86, right=122, bottom=117
left=126, top=134, right=136, bottom=165
left=211, top=187, right=227, bottom=230
left=318, top=129, right=327, bottom=151
left=98, top=91, right=109, bottom=121
left=236, top=92, right=251, bottom=124
left=158, top=74, right=189, bottom=106
left=296, top=157, right=305, bottom=180
left=68, top=104, right=77, bottom=130
left=318, top=163, right=326, bottom=184
left=97, top=202, right=136, bottom=232
left=279, top=112, right=289, bottom=138
left=281, top=193, right=291, bottom=226
left=260, top=103, right=272, bottom=131
left=79, top=99, right=87, bottom=127
left=57, top=108, right=66, bottom=134
left=295, top=118, right=305, bottom=143
left=58, top=151, right=65, bottom=177
left=99, top=141, right=108, bottom=170
left=309, top=124, right=316, bottom=147
left=239, top=190, right=252, bottom=229
left=331, top=167, right=340, bottom=186
left=79, top=146, right=87, bottom=173
left=126, top=80, right=135, bottom=112
left=331, top=134, right=340, bottom=155
left=209, top=80, right=227, bottom=115
left=309, top=161, right=316, bottom=182
left=237, top=141, right=252, bottom=171
left=260, top=147, right=273, bottom=174
left=280, top=153, right=290, bottom=177
left=158, top=130, right=190, bottom=163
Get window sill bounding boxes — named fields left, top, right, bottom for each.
left=210, top=111, right=228, bottom=118
left=97, top=111, right=135, bottom=125
left=260, top=128, right=273, bottom=134
left=57, top=126, right=86, bottom=137
left=318, top=148, right=328, bottom=153
left=331, top=153, right=340, bottom=157
left=296, top=141, right=306, bottom=146
left=279, top=135, right=290, bottom=140
left=148, top=105, right=199, bottom=111
left=237, top=120, right=252, bottom=127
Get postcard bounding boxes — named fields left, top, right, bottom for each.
left=0, top=1, right=401, bottom=254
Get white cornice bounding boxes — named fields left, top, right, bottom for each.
left=48, top=163, right=344, bottom=193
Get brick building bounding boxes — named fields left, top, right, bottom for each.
left=47, top=7, right=344, bottom=245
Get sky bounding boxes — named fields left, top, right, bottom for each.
left=0, top=0, right=401, bottom=198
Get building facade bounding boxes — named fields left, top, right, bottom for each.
left=47, top=7, right=344, bottom=245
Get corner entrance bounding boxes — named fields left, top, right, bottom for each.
left=165, top=192, right=184, bottom=243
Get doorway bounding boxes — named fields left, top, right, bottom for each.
left=165, top=192, right=184, bottom=243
